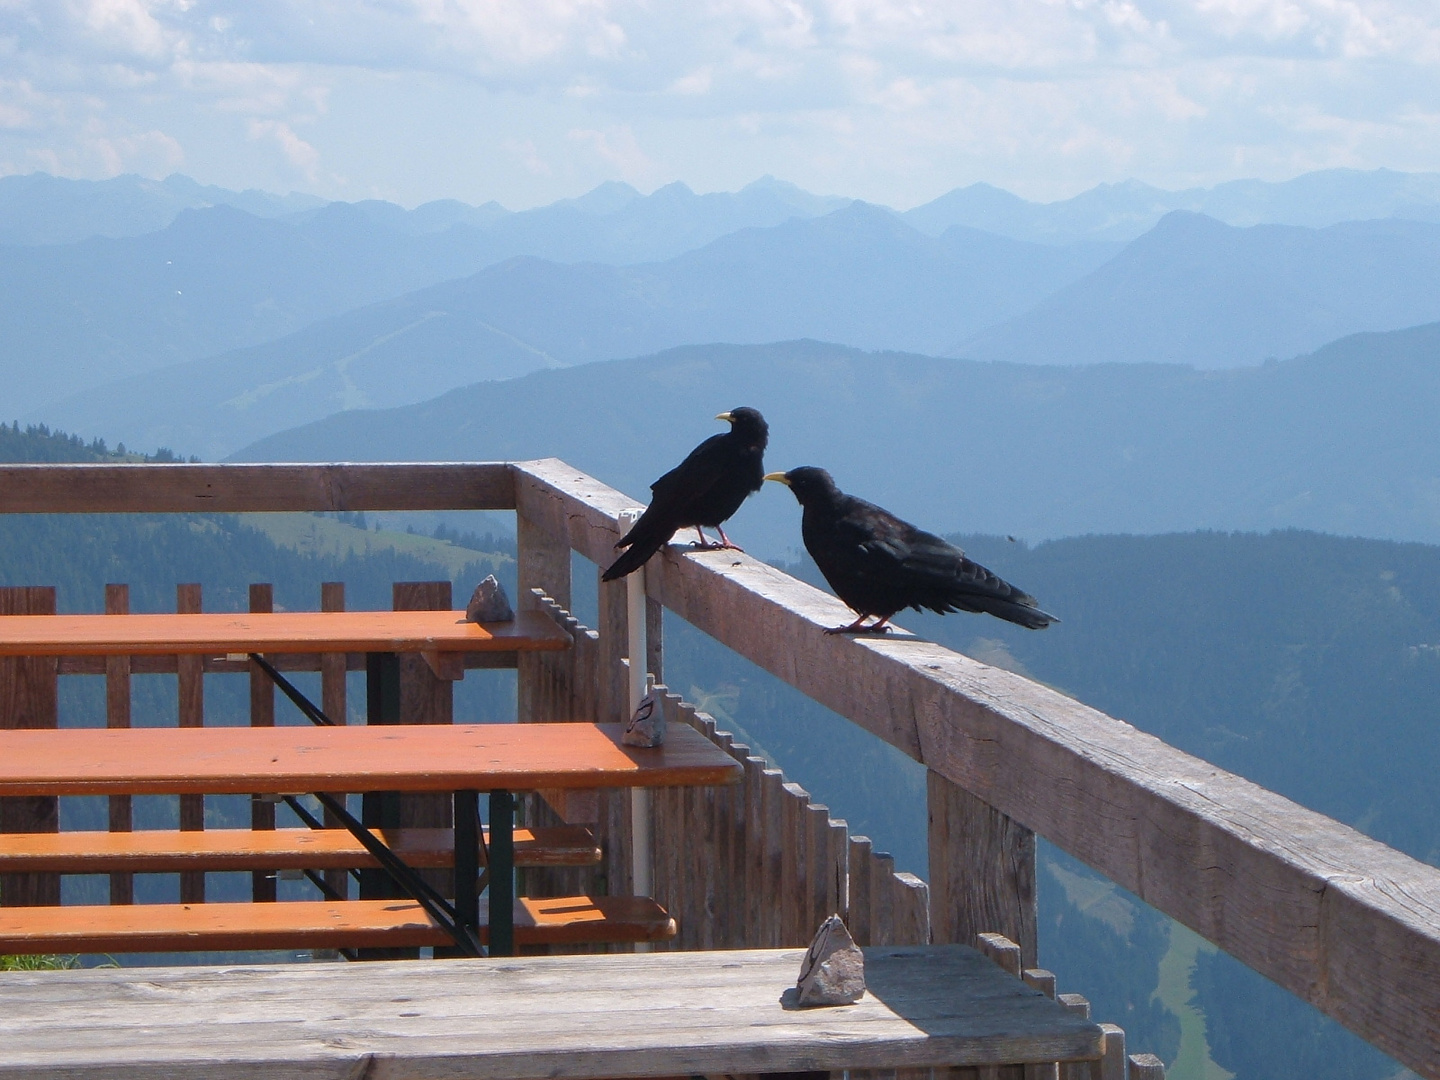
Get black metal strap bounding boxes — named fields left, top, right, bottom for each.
left=250, top=653, right=482, bottom=957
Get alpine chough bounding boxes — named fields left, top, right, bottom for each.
left=602, top=407, right=769, bottom=582
left=765, top=466, right=1057, bottom=633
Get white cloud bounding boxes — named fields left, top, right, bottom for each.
left=1, top=0, right=1439, bottom=204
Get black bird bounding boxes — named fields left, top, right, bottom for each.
left=765, top=467, right=1057, bottom=633
left=602, top=407, right=769, bottom=582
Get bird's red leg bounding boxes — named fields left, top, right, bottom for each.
left=690, top=527, right=722, bottom=550
left=825, top=614, right=892, bottom=635
left=715, top=525, right=744, bottom=552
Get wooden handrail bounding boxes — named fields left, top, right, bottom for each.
left=511, top=456, right=1440, bottom=1080
left=0, top=462, right=513, bottom=513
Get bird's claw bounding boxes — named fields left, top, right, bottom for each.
left=824, top=623, right=892, bottom=635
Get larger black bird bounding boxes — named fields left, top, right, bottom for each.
left=765, top=467, right=1057, bottom=633
left=602, top=407, right=769, bottom=581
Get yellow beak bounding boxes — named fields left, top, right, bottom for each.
left=715, top=412, right=735, bottom=422
left=763, top=471, right=791, bottom=485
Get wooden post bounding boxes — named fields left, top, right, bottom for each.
left=394, top=582, right=454, bottom=898
left=516, top=505, right=571, bottom=726
left=249, top=584, right=276, bottom=904
left=176, top=583, right=205, bottom=905
left=928, top=770, right=1037, bottom=969
left=320, top=582, right=348, bottom=901
left=105, top=584, right=133, bottom=906
left=0, top=586, right=59, bottom=908
left=1127, top=1054, right=1165, bottom=1079
left=597, top=563, right=633, bottom=898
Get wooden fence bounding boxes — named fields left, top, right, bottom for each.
left=0, top=460, right=1437, bottom=1077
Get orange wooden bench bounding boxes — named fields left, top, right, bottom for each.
left=0, top=896, right=676, bottom=955
left=0, top=825, right=601, bottom=874
left=0, top=722, right=739, bottom=956
left=0, top=608, right=572, bottom=657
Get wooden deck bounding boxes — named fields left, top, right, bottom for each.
left=0, top=945, right=1103, bottom=1080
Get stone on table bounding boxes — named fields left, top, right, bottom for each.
left=465, top=575, right=513, bottom=623
left=796, top=914, right=865, bottom=1007
left=622, top=689, right=665, bottom=747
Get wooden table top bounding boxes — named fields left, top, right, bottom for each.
left=0, top=722, right=742, bottom=796
left=0, top=608, right=570, bottom=656
left=0, top=945, right=1104, bottom=1079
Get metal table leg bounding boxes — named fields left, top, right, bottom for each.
left=453, top=790, right=481, bottom=953
left=489, top=789, right=514, bottom=956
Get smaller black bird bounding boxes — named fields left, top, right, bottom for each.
left=602, top=407, right=769, bottom=582
left=765, top=467, right=1057, bottom=633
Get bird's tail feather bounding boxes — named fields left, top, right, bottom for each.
left=971, top=595, right=1058, bottom=630
left=601, top=516, right=673, bottom=581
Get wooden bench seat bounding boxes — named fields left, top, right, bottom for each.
left=0, top=826, right=601, bottom=873
left=0, top=895, right=676, bottom=954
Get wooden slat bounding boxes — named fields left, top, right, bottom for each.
left=0, top=608, right=571, bottom=656
left=510, top=459, right=1440, bottom=1079
left=0, top=586, right=59, bottom=908
left=104, top=584, right=133, bottom=906
left=320, top=581, right=347, bottom=900
left=0, top=894, right=676, bottom=955
left=0, top=722, right=743, bottom=796
left=0, top=462, right=514, bottom=514
left=0, top=945, right=1103, bottom=1080
left=248, top=583, right=277, bottom=903
left=176, top=583, right=206, bottom=904
left=0, top=825, right=603, bottom=872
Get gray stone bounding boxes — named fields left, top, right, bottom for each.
left=465, top=575, right=514, bottom=623
left=796, top=914, right=865, bottom=1007
left=622, top=689, right=665, bottom=747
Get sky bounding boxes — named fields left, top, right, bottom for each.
left=2, top=1, right=1439, bottom=209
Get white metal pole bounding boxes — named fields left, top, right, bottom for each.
left=621, top=512, right=654, bottom=942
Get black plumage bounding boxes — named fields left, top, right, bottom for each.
left=766, top=467, right=1057, bottom=633
left=602, top=407, right=769, bottom=582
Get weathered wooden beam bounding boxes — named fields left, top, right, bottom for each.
left=0, top=462, right=515, bottom=514
left=510, top=459, right=1440, bottom=1080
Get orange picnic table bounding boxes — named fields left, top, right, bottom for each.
left=0, top=607, right=701, bottom=956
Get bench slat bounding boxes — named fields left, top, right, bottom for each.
left=0, top=826, right=601, bottom=873
left=0, top=896, right=675, bottom=954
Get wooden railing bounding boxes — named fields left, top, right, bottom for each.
left=1, top=459, right=1437, bottom=1078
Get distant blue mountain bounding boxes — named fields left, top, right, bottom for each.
left=905, top=168, right=1440, bottom=242
left=958, top=212, right=1440, bottom=367
left=0, top=172, right=323, bottom=245
left=230, top=322, right=1440, bottom=552
left=40, top=204, right=1115, bottom=458
left=0, top=203, right=520, bottom=412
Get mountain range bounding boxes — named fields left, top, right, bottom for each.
left=230, top=323, right=1440, bottom=553
left=11, top=166, right=1440, bottom=249
left=959, top=211, right=1440, bottom=366
left=38, top=205, right=1117, bottom=457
